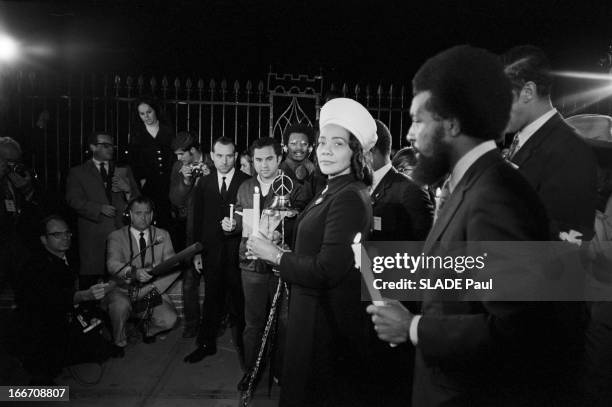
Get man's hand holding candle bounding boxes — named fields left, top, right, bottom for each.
left=221, top=217, right=236, bottom=232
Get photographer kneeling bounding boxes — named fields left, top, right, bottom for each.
left=15, top=215, right=116, bottom=385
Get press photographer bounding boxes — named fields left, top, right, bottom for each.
left=0, top=136, right=39, bottom=293
left=169, top=131, right=210, bottom=251
left=14, top=215, right=116, bottom=385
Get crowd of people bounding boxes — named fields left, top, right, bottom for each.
left=1, top=43, right=612, bottom=406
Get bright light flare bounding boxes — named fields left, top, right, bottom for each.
left=558, top=84, right=612, bottom=116
left=552, top=70, right=612, bottom=81
left=549, top=70, right=612, bottom=115
left=0, top=34, right=18, bottom=62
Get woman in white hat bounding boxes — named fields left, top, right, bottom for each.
left=247, top=98, right=377, bottom=406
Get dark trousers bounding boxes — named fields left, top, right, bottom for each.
left=168, top=216, right=187, bottom=252
left=197, top=242, right=244, bottom=356
left=241, top=270, right=287, bottom=374
left=182, top=265, right=203, bottom=331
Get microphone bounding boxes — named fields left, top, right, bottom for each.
left=115, top=234, right=165, bottom=276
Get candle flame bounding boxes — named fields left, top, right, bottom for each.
left=254, top=186, right=260, bottom=193
left=353, top=232, right=361, bottom=244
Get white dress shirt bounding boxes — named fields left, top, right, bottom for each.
left=514, top=108, right=557, bottom=153
left=92, top=158, right=110, bottom=173
left=371, top=162, right=393, bottom=195
left=217, top=168, right=236, bottom=193
left=130, top=227, right=150, bottom=245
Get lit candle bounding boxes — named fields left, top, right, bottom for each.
left=229, top=204, right=234, bottom=224
left=352, top=233, right=385, bottom=306
left=351, top=233, right=362, bottom=271
left=252, top=186, right=260, bottom=236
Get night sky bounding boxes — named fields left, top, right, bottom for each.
left=1, top=0, right=612, bottom=90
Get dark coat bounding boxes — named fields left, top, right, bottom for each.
left=190, top=168, right=250, bottom=346
left=168, top=160, right=200, bottom=244
left=65, top=160, right=139, bottom=276
left=129, top=123, right=175, bottom=226
left=414, top=150, right=553, bottom=407
left=191, top=169, right=250, bottom=254
left=16, top=249, right=76, bottom=375
left=511, top=113, right=598, bottom=239
left=278, top=174, right=372, bottom=406
left=370, top=167, right=434, bottom=241
left=129, top=123, right=175, bottom=187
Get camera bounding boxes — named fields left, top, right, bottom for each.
left=189, top=162, right=207, bottom=178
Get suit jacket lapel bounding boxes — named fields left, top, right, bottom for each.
left=371, top=168, right=395, bottom=204
left=512, top=113, right=562, bottom=167
left=423, top=184, right=466, bottom=254
left=422, top=151, right=500, bottom=254
left=86, top=160, right=108, bottom=194
left=227, top=172, right=244, bottom=198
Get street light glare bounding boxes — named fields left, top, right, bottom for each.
left=0, top=34, right=18, bottom=62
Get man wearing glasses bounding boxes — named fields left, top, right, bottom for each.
left=16, top=215, right=115, bottom=384
left=66, top=131, right=139, bottom=288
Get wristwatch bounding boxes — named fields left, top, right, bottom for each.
left=125, top=268, right=134, bottom=280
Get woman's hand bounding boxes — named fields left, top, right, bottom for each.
left=246, top=233, right=280, bottom=263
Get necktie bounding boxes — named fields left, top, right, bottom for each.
left=220, top=176, right=227, bottom=200
left=100, top=162, right=108, bottom=184
left=100, top=162, right=112, bottom=202
left=433, top=177, right=451, bottom=223
left=504, top=133, right=520, bottom=160
left=139, top=232, right=147, bottom=268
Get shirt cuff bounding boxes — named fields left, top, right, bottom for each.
left=409, top=314, right=421, bottom=345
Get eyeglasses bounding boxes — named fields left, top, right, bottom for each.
left=47, top=231, right=72, bottom=239
left=95, top=143, right=115, bottom=149
left=289, top=141, right=309, bottom=148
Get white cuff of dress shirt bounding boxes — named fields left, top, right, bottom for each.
left=409, top=314, right=421, bottom=345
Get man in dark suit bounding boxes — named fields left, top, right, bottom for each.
left=368, top=120, right=433, bottom=406
left=16, top=215, right=114, bottom=384
left=504, top=46, right=597, bottom=405
left=168, top=131, right=210, bottom=337
left=368, top=46, right=555, bottom=406
left=66, top=131, right=139, bottom=288
left=503, top=45, right=597, bottom=240
left=184, top=136, right=250, bottom=364
left=370, top=119, right=433, bottom=242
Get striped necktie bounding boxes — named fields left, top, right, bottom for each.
left=433, top=177, right=451, bottom=223
left=504, top=133, right=520, bottom=160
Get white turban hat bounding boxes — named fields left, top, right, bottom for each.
left=319, top=98, right=377, bottom=152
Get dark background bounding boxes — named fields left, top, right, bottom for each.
left=1, top=0, right=612, bottom=88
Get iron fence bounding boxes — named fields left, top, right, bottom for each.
left=8, top=71, right=413, bottom=192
